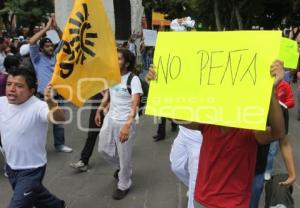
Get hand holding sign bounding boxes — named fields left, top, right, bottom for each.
left=145, top=64, right=156, bottom=84
left=270, top=60, right=284, bottom=87
left=146, top=31, right=284, bottom=130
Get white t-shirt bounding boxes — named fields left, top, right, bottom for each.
left=0, top=96, right=49, bottom=169
left=109, top=72, right=143, bottom=121
left=177, top=126, right=203, bottom=143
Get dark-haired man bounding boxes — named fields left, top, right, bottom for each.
left=29, top=17, right=72, bottom=153
left=0, top=67, right=66, bottom=208
left=3, top=55, right=22, bottom=72
left=96, top=48, right=143, bottom=200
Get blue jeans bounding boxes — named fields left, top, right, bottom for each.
left=6, top=164, right=63, bottom=208
left=36, top=93, right=65, bottom=147
left=53, top=123, right=65, bottom=147
left=265, top=141, right=279, bottom=176
left=53, top=100, right=65, bottom=147
left=250, top=173, right=265, bottom=208
left=284, top=71, right=291, bottom=83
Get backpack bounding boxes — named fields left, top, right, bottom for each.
left=126, top=72, right=149, bottom=116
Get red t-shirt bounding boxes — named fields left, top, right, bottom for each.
left=194, top=125, right=257, bottom=208
left=276, top=80, right=295, bottom=109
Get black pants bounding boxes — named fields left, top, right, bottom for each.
left=156, top=117, right=177, bottom=137
left=80, top=93, right=104, bottom=165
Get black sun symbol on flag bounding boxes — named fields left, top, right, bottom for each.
left=59, top=3, right=98, bottom=79
left=68, top=3, right=98, bottom=64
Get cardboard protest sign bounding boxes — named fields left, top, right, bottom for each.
left=143, top=29, right=158, bottom=46
left=146, top=31, right=283, bottom=130
left=279, top=37, right=299, bottom=69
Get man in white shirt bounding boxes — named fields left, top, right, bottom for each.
left=145, top=67, right=203, bottom=208
left=96, top=48, right=143, bottom=200
left=0, top=66, right=66, bottom=208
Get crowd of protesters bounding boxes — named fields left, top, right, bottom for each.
left=0, top=15, right=299, bottom=208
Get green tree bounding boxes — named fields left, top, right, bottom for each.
left=0, top=0, right=53, bottom=35
left=144, top=0, right=298, bottom=31
left=0, top=0, right=29, bottom=34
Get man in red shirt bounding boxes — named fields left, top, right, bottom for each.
left=146, top=60, right=285, bottom=208
left=187, top=60, right=285, bottom=208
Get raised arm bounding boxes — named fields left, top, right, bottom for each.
left=29, top=17, right=53, bottom=45
left=255, top=60, right=285, bottom=144
left=52, top=16, right=63, bottom=39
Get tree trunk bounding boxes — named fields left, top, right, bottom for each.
left=1, top=13, right=9, bottom=33
left=9, top=13, right=16, bottom=35
left=213, top=0, right=222, bottom=31
left=229, top=8, right=235, bottom=30
left=234, top=0, right=248, bottom=30
left=234, top=6, right=243, bottom=30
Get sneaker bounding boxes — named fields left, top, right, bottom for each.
left=113, top=169, right=120, bottom=180
left=112, top=188, right=130, bottom=200
left=55, top=145, right=73, bottom=153
left=69, top=160, right=88, bottom=172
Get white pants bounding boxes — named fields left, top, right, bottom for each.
left=170, top=134, right=202, bottom=208
left=98, top=115, right=136, bottom=190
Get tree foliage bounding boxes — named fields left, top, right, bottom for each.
left=143, top=0, right=300, bottom=30
left=0, top=0, right=53, bottom=35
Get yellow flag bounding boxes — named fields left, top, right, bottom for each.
left=51, top=0, right=120, bottom=107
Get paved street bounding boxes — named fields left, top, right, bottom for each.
left=1, top=85, right=300, bottom=208
left=0, top=104, right=187, bottom=208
